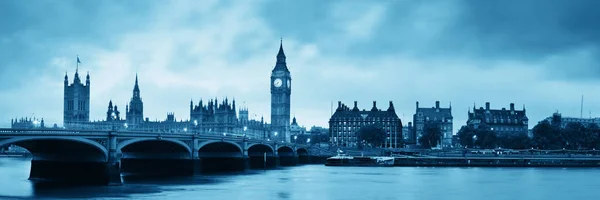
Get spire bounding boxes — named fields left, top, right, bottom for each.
left=273, top=38, right=289, bottom=72
left=134, top=73, right=140, bottom=92
left=277, top=38, right=285, bottom=59
left=291, top=116, right=298, bottom=125
left=64, top=71, right=68, bottom=85
left=108, top=100, right=113, bottom=108
left=132, top=74, right=140, bottom=98
left=86, top=71, right=90, bottom=85
left=232, top=98, right=236, bottom=112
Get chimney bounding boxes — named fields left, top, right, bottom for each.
left=510, top=103, right=515, bottom=111
left=338, top=101, right=341, bottom=108
left=373, top=101, right=377, bottom=108
left=435, top=101, right=440, bottom=109
left=486, top=102, right=490, bottom=110
left=354, top=101, right=358, bottom=108
left=416, top=101, right=419, bottom=109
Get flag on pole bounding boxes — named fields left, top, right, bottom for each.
left=77, top=56, right=81, bottom=64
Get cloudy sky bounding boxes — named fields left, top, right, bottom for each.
left=1, top=0, right=600, bottom=133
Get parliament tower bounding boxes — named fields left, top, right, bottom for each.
left=63, top=63, right=90, bottom=127
left=270, top=40, right=292, bottom=142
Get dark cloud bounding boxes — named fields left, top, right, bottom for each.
left=455, top=0, right=600, bottom=59
left=0, top=0, right=153, bottom=89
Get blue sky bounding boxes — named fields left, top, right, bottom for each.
left=1, top=0, right=600, bottom=133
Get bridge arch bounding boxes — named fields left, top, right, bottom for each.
left=0, top=136, right=108, bottom=161
left=247, top=143, right=274, bottom=153
left=117, top=138, right=192, bottom=155
left=197, top=140, right=243, bottom=154
left=296, top=147, right=308, bottom=155
left=277, top=146, right=294, bottom=153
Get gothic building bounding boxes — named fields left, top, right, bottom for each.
left=11, top=117, right=45, bottom=129
left=189, top=97, right=239, bottom=134
left=329, top=101, right=402, bottom=148
left=270, top=40, right=292, bottom=142
left=413, top=101, right=453, bottom=147
left=467, top=102, right=529, bottom=137
left=106, top=100, right=122, bottom=121
left=126, top=75, right=144, bottom=125
left=63, top=67, right=90, bottom=128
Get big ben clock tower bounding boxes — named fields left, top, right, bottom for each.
left=271, top=40, right=291, bottom=142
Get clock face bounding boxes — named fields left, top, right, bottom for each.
left=287, top=80, right=291, bottom=88
left=274, top=78, right=282, bottom=87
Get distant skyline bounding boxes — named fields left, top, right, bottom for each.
left=2, top=0, right=600, bottom=133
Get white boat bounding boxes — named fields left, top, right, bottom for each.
left=373, top=156, right=395, bottom=166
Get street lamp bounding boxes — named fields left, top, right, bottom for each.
left=124, top=123, right=128, bottom=129
left=243, top=126, right=248, bottom=139
left=294, top=135, right=298, bottom=143
left=111, top=112, right=117, bottom=131
left=184, top=128, right=188, bottom=132
left=307, top=138, right=311, bottom=144
left=193, top=120, right=198, bottom=134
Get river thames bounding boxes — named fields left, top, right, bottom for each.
left=0, top=157, right=599, bottom=200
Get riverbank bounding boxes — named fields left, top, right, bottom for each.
left=325, top=155, right=600, bottom=167
left=394, top=156, right=600, bottom=167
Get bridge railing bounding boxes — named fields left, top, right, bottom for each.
left=0, top=128, right=109, bottom=135
left=0, top=128, right=300, bottom=146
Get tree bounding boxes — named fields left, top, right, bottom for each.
left=498, top=134, right=532, bottom=149
left=457, top=125, right=477, bottom=148
left=532, top=120, right=563, bottom=149
left=562, top=122, right=587, bottom=150
left=356, top=124, right=386, bottom=148
left=586, top=123, right=600, bottom=149
left=419, top=121, right=442, bottom=148
left=474, top=124, right=497, bottom=149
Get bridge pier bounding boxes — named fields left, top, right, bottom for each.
left=106, top=162, right=122, bottom=186
left=107, top=131, right=123, bottom=185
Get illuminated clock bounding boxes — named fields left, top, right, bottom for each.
left=274, top=78, right=282, bottom=87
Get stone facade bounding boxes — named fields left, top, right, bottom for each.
left=467, top=102, right=529, bottom=137
left=329, top=101, right=402, bottom=148
left=413, top=101, right=453, bottom=147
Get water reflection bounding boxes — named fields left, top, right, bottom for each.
left=1, top=157, right=600, bottom=200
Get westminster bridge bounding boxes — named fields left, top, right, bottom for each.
left=0, top=128, right=319, bottom=185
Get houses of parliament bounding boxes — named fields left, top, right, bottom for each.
left=56, top=42, right=294, bottom=141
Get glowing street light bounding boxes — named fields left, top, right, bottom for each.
left=307, top=138, right=311, bottom=144
left=124, top=123, right=128, bottom=129
left=184, top=128, right=188, bottom=132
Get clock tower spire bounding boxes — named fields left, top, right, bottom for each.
left=270, top=39, right=292, bottom=142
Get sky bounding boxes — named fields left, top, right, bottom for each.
left=1, top=0, right=600, bottom=134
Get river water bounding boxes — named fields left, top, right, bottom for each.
left=0, top=157, right=599, bottom=200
